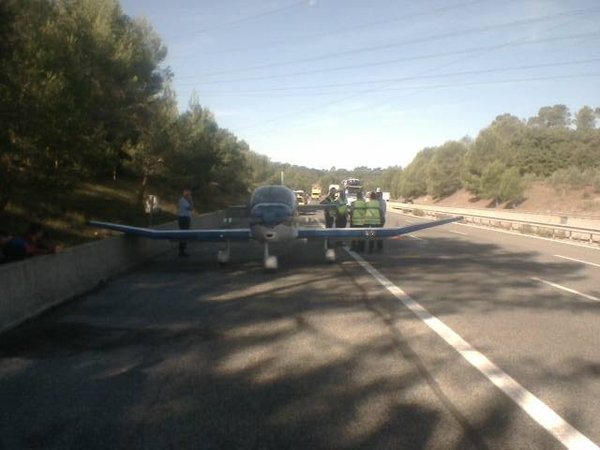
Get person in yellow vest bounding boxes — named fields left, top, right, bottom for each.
left=349, top=191, right=367, bottom=252
left=365, top=191, right=384, bottom=252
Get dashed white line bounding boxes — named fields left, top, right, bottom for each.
left=447, top=229, right=468, bottom=236
left=407, top=234, right=424, bottom=241
left=554, top=255, right=600, bottom=269
left=346, top=249, right=599, bottom=450
left=531, top=277, right=600, bottom=302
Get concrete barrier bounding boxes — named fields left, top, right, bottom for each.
left=0, top=211, right=223, bottom=333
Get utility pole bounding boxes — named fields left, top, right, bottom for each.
left=280, top=171, right=284, bottom=185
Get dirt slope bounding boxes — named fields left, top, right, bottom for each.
left=412, top=182, right=600, bottom=219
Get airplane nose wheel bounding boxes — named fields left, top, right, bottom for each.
left=325, top=248, right=336, bottom=263
left=217, top=241, right=231, bottom=265
left=265, top=255, right=278, bottom=270
left=324, top=240, right=336, bottom=262
left=263, top=243, right=278, bottom=270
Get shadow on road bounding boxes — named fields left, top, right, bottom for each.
left=0, top=236, right=596, bottom=449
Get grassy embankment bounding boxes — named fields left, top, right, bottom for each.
left=0, top=178, right=226, bottom=248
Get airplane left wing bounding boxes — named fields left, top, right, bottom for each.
left=297, top=216, right=463, bottom=239
left=88, top=221, right=251, bottom=241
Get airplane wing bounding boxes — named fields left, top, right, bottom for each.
left=88, top=221, right=251, bottom=241
left=296, top=216, right=463, bottom=239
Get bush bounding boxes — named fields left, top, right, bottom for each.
left=499, top=167, right=525, bottom=206
left=592, top=171, right=600, bottom=193
left=549, top=167, right=600, bottom=193
left=536, top=228, right=554, bottom=238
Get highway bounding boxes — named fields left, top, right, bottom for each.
left=1, top=209, right=598, bottom=449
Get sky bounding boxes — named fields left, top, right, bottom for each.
left=119, top=0, right=600, bottom=170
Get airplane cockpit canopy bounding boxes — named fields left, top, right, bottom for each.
left=250, top=185, right=296, bottom=207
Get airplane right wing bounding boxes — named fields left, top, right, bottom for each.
left=296, top=216, right=463, bottom=239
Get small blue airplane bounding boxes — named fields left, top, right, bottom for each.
left=89, top=185, right=462, bottom=270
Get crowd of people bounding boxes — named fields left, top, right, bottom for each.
left=320, top=186, right=387, bottom=253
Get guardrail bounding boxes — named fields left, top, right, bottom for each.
left=389, top=203, right=600, bottom=245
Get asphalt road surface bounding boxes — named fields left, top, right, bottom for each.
left=1, top=209, right=598, bottom=450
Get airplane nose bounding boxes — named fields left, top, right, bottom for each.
left=263, top=211, right=279, bottom=224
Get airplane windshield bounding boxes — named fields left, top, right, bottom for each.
left=250, top=186, right=296, bottom=207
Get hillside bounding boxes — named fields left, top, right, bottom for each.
left=1, top=179, right=181, bottom=247
left=412, top=182, right=600, bottom=218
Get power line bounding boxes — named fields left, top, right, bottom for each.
left=177, top=73, right=600, bottom=98
left=176, top=8, right=600, bottom=80
left=175, top=31, right=600, bottom=87
left=171, top=0, right=489, bottom=56
left=229, top=20, right=597, bottom=133
left=180, top=57, right=600, bottom=95
left=169, top=0, right=308, bottom=39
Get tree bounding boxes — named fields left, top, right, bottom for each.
left=499, top=167, right=525, bottom=207
left=167, top=99, right=220, bottom=192
left=480, top=160, right=506, bottom=206
left=127, top=87, right=178, bottom=204
left=426, top=141, right=466, bottom=198
left=399, top=148, right=434, bottom=199
left=380, top=166, right=403, bottom=199
left=527, top=105, right=571, bottom=129
left=0, top=0, right=171, bottom=211
left=574, top=106, right=596, bottom=131
left=462, top=114, right=524, bottom=196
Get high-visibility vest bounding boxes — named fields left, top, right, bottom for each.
left=322, top=196, right=337, bottom=218
left=350, top=200, right=367, bottom=226
left=364, top=199, right=382, bottom=226
left=336, top=199, right=348, bottom=216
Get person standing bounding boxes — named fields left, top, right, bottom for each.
left=349, top=191, right=367, bottom=252
left=376, top=188, right=386, bottom=251
left=365, top=191, right=384, bottom=253
left=335, top=190, right=348, bottom=229
left=334, top=190, right=348, bottom=247
left=177, top=187, right=193, bottom=257
left=320, top=186, right=337, bottom=229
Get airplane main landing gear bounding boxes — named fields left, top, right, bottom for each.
left=263, top=243, right=278, bottom=270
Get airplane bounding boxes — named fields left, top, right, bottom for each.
left=89, top=185, right=463, bottom=270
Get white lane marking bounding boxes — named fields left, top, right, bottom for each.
left=407, top=234, right=424, bottom=241
left=447, top=229, right=468, bottom=236
left=346, top=249, right=599, bottom=450
left=554, top=255, right=600, bottom=269
left=531, top=277, right=600, bottom=302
